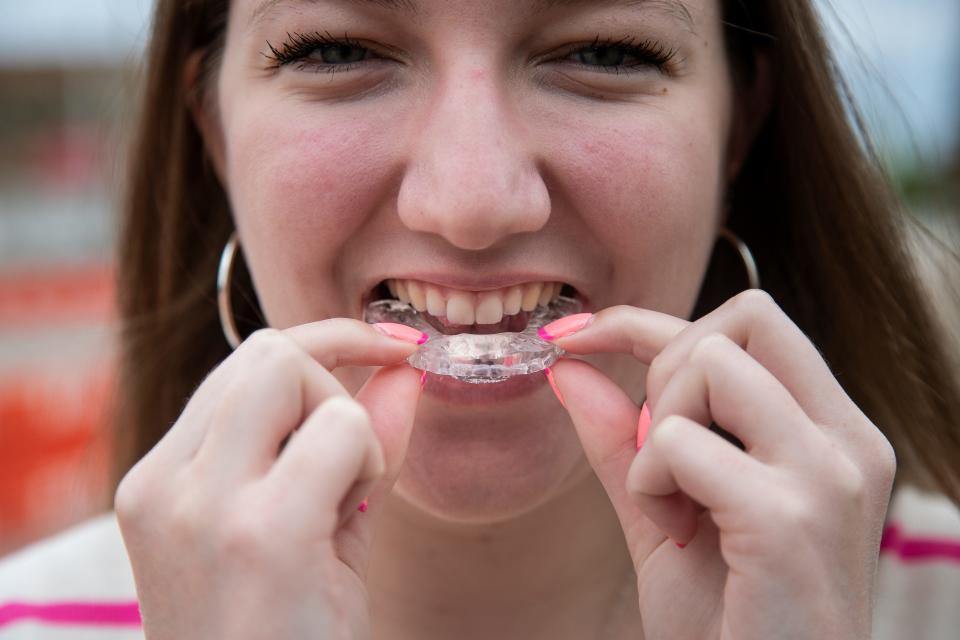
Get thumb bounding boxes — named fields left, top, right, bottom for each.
left=336, top=364, right=420, bottom=564
left=331, top=364, right=421, bottom=569
left=353, top=364, right=422, bottom=507
left=550, top=359, right=697, bottom=549
left=549, top=359, right=644, bottom=528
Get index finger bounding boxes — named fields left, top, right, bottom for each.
left=548, top=305, right=689, bottom=364
left=283, top=317, right=426, bottom=370
left=142, top=319, right=424, bottom=467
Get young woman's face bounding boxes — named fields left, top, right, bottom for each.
left=204, top=0, right=742, bottom=521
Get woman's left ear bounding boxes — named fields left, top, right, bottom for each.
left=726, top=48, right=774, bottom=182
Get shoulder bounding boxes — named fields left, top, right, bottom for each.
left=874, top=483, right=960, bottom=639
left=0, top=512, right=143, bottom=639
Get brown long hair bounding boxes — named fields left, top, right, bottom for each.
left=111, top=0, right=960, bottom=505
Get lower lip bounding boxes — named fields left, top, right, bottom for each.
left=421, top=370, right=549, bottom=405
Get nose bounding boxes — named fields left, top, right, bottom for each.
left=396, top=68, right=551, bottom=251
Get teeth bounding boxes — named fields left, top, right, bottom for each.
left=395, top=279, right=410, bottom=304
left=446, top=291, right=476, bottom=325
left=538, top=282, right=555, bottom=307
left=504, top=286, right=523, bottom=316
left=407, top=280, right=427, bottom=312
left=384, top=279, right=568, bottom=325
left=475, top=293, right=504, bottom=325
left=521, top=283, right=542, bottom=312
left=426, top=286, right=446, bottom=316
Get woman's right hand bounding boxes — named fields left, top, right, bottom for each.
left=114, top=320, right=426, bottom=640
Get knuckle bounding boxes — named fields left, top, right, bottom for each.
left=689, top=332, right=732, bottom=364
left=241, top=327, right=282, bottom=352
left=832, top=455, right=868, bottom=502
left=731, top=288, right=779, bottom=318
left=870, top=434, right=898, bottom=486
left=336, top=409, right=380, bottom=462
left=166, top=489, right=209, bottom=542
left=323, top=396, right=371, bottom=429
left=114, top=465, right=149, bottom=524
left=773, top=492, right=816, bottom=533
left=646, top=347, right=679, bottom=398
left=218, top=334, right=305, bottom=407
left=217, top=505, right=273, bottom=561
left=322, top=407, right=367, bottom=446
left=606, top=304, right=638, bottom=320
left=240, top=328, right=301, bottom=364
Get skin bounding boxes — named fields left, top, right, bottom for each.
left=114, top=0, right=898, bottom=638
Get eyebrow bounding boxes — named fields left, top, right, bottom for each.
left=252, top=0, right=419, bottom=23
left=250, top=0, right=696, bottom=32
left=537, top=0, right=695, bottom=31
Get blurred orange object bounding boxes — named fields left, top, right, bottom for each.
left=0, top=264, right=117, bottom=556
left=0, top=265, right=115, bottom=328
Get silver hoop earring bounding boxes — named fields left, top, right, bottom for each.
left=217, top=230, right=244, bottom=350
left=719, top=226, right=760, bottom=291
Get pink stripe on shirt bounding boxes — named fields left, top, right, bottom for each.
left=880, top=521, right=960, bottom=564
left=2, top=521, right=958, bottom=629
left=0, top=601, right=141, bottom=628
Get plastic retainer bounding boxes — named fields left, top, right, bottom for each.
left=363, top=296, right=582, bottom=383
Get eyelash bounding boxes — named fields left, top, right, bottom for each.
left=262, top=30, right=679, bottom=76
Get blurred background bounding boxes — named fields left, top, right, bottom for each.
left=0, top=0, right=958, bottom=557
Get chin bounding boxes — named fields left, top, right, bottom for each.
left=388, top=387, right=586, bottom=525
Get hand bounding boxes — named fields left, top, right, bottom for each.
left=114, top=320, right=424, bottom=640
left=548, top=290, right=897, bottom=640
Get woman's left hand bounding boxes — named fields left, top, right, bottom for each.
left=547, top=289, right=897, bottom=640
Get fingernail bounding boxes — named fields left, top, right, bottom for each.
left=373, top=322, right=429, bottom=345
left=538, top=313, right=594, bottom=341
left=673, top=540, right=686, bottom=549
left=418, top=369, right=427, bottom=399
left=357, top=497, right=369, bottom=512
left=636, top=401, right=651, bottom=451
left=543, top=367, right=566, bottom=408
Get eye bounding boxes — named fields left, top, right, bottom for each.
left=561, top=35, right=678, bottom=74
left=312, top=42, right=371, bottom=65
left=573, top=46, right=631, bottom=67
left=263, top=31, right=384, bottom=74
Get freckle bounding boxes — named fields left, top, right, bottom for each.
left=662, top=87, right=668, bottom=94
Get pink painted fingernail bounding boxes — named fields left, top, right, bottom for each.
left=673, top=540, right=686, bottom=549
left=543, top=367, right=566, bottom=408
left=637, top=402, right=651, bottom=451
left=538, top=313, right=594, bottom=341
left=373, top=322, right=429, bottom=345
left=417, top=369, right=428, bottom=400
left=357, top=497, right=369, bottom=512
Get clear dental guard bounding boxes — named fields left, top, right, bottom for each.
left=363, top=296, right=582, bottom=383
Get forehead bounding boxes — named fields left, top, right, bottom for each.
left=246, top=0, right=702, bottom=32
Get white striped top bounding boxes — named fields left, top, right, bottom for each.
left=1, top=484, right=958, bottom=639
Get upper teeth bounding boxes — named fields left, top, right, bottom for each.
left=386, top=279, right=564, bottom=325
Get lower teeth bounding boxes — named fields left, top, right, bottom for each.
left=363, top=296, right=582, bottom=383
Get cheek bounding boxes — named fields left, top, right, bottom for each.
left=229, top=108, right=389, bottom=245
left=553, top=117, right=721, bottom=250
left=544, top=103, right=726, bottom=314
left=223, top=103, right=397, bottom=322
